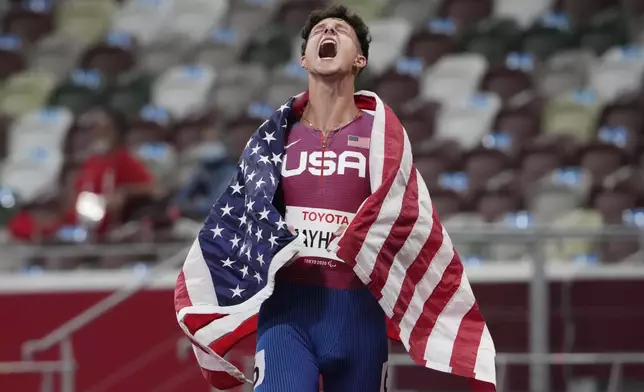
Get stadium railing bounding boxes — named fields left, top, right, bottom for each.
left=2, top=227, right=643, bottom=392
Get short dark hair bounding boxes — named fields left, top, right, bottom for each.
left=300, top=5, right=371, bottom=61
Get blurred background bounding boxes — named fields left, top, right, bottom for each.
left=0, top=0, right=644, bottom=391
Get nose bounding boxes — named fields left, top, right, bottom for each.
left=323, top=26, right=337, bottom=35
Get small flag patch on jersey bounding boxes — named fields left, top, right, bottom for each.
left=347, top=135, right=370, bottom=149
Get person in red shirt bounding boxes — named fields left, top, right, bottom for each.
left=9, top=108, right=155, bottom=242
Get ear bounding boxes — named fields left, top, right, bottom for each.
left=300, top=55, right=307, bottom=70
left=354, top=54, right=367, bottom=71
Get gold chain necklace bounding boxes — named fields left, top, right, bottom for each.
left=301, top=111, right=361, bottom=135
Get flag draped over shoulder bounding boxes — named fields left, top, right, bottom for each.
left=174, top=91, right=496, bottom=390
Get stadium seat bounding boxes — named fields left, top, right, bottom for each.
left=165, top=0, right=228, bottom=43
left=580, top=143, right=627, bottom=184
left=493, top=107, right=541, bottom=155
left=373, top=63, right=422, bottom=113
left=275, top=0, right=326, bottom=33
left=442, top=0, right=493, bottom=34
left=405, top=30, right=457, bottom=66
left=578, top=9, right=630, bottom=56
left=399, top=100, right=440, bottom=149
left=223, top=115, right=265, bottom=158
left=367, top=17, right=413, bottom=75
left=519, top=140, right=563, bottom=189
left=465, top=147, right=511, bottom=192
left=600, top=100, right=643, bottom=136
left=388, top=0, right=441, bottom=27
left=0, top=34, right=27, bottom=80
left=462, top=18, right=522, bottom=65
left=542, top=89, right=604, bottom=143
left=493, top=0, right=554, bottom=28
left=49, top=70, right=109, bottom=115
left=228, top=0, right=279, bottom=41
left=334, top=0, right=387, bottom=21
left=29, top=32, right=87, bottom=79
left=481, top=63, right=534, bottom=104
left=79, top=31, right=137, bottom=78
left=429, top=189, right=464, bottom=218
left=139, top=34, right=193, bottom=75
left=56, top=0, right=117, bottom=45
left=264, top=61, right=308, bottom=109
left=128, top=105, right=178, bottom=193
left=528, top=167, right=593, bottom=224
left=436, top=92, right=502, bottom=149
left=242, top=24, right=293, bottom=70
left=111, top=0, right=174, bottom=46
left=544, top=208, right=602, bottom=262
left=589, top=45, right=644, bottom=102
left=211, top=64, right=268, bottom=117
left=421, top=53, right=489, bottom=105
left=0, top=71, right=58, bottom=117
left=8, top=107, right=73, bottom=158
left=194, top=27, right=245, bottom=72
left=2, top=3, right=53, bottom=44
left=1, top=153, right=64, bottom=203
left=557, top=0, right=616, bottom=25
left=152, top=64, right=216, bottom=120
left=105, top=71, right=154, bottom=116
left=537, top=49, right=595, bottom=99
left=2, top=107, right=72, bottom=202
left=521, top=25, right=576, bottom=61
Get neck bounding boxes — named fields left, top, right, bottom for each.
left=303, top=75, right=359, bottom=132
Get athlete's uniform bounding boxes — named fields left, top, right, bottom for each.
left=254, top=112, right=388, bottom=391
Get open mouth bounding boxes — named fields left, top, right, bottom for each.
left=318, top=39, right=337, bottom=59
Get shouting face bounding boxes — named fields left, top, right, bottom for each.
left=301, top=17, right=366, bottom=77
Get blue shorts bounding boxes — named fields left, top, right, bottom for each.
left=254, top=282, right=389, bottom=392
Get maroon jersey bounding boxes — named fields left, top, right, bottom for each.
left=277, top=112, right=374, bottom=289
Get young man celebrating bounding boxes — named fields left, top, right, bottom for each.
left=255, top=5, right=387, bottom=392
left=175, top=5, right=497, bottom=392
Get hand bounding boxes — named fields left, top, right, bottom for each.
left=105, top=192, right=125, bottom=213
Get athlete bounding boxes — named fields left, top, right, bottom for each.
left=253, top=5, right=388, bottom=392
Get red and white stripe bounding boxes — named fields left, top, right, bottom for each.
left=329, top=91, right=496, bottom=388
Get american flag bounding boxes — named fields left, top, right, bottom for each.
left=175, top=91, right=496, bottom=391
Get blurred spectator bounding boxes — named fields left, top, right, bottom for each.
left=170, top=127, right=236, bottom=222
left=8, top=108, right=155, bottom=242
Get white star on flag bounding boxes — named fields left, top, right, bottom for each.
left=250, top=144, right=261, bottom=155
left=238, top=214, right=247, bottom=227
left=256, top=253, right=265, bottom=266
left=254, top=272, right=263, bottom=283
left=210, top=224, right=224, bottom=238
left=271, top=153, right=282, bottom=165
left=262, top=131, right=276, bottom=145
left=268, top=234, right=278, bottom=248
left=255, top=227, right=263, bottom=241
left=276, top=217, right=287, bottom=231
left=229, top=234, right=241, bottom=249
left=246, top=170, right=257, bottom=182
left=230, top=182, right=244, bottom=195
left=239, top=265, right=249, bottom=278
left=230, top=285, right=245, bottom=298
left=220, top=203, right=233, bottom=217
left=221, top=257, right=235, bottom=268
left=255, top=178, right=266, bottom=189
left=258, top=155, right=270, bottom=165
left=246, top=200, right=255, bottom=212
left=258, top=208, right=270, bottom=221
